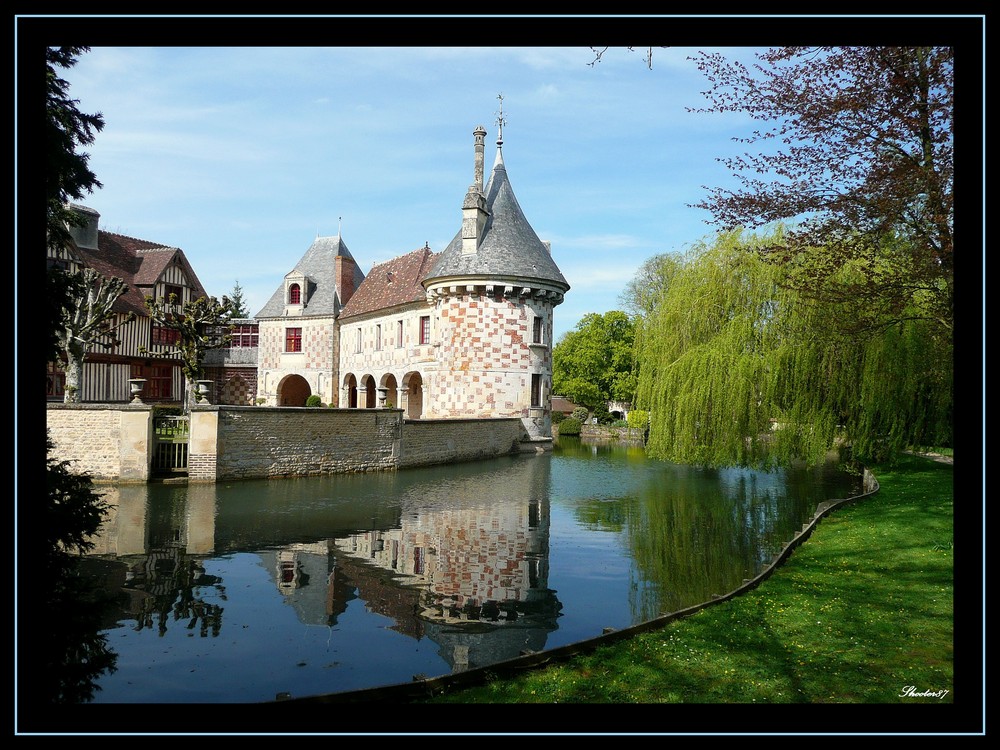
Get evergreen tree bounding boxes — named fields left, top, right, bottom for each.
left=228, top=279, right=250, bottom=318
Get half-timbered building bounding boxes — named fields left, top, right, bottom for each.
left=47, top=204, right=210, bottom=404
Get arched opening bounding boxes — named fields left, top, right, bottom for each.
left=361, top=374, right=377, bottom=409
left=277, top=374, right=311, bottom=406
left=221, top=375, right=253, bottom=405
left=402, top=371, right=423, bottom=419
left=380, top=373, right=399, bottom=408
left=343, top=373, right=358, bottom=408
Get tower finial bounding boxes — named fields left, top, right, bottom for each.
left=495, top=93, right=505, bottom=149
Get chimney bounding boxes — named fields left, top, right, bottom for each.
left=462, top=125, right=489, bottom=256
left=335, top=254, right=356, bottom=306
left=66, top=204, right=100, bottom=250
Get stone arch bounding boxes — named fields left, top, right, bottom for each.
left=343, top=373, right=358, bottom=408
left=220, top=374, right=253, bottom=405
left=380, top=373, right=399, bottom=408
left=360, top=374, right=377, bottom=409
left=277, top=374, right=311, bottom=407
left=402, top=371, right=423, bottom=419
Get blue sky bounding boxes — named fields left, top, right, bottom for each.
left=54, top=42, right=767, bottom=342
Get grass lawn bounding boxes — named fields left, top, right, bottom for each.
left=420, top=454, right=977, bottom=731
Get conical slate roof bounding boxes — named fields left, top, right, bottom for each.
left=255, top=235, right=365, bottom=318
left=424, top=150, right=569, bottom=291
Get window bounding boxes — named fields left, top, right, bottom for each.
left=46, top=362, right=65, bottom=399
left=531, top=373, right=542, bottom=407
left=163, top=284, right=183, bottom=304
left=532, top=316, right=543, bottom=344
left=375, top=324, right=382, bottom=351
left=229, top=323, right=258, bottom=348
left=288, top=283, right=301, bottom=304
left=397, top=320, right=403, bottom=347
left=355, top=328, right=362, bottom=353
left=151, top=325, right=181, bottom=347
left=285, top=327, right=302, bottom=352
left=419, top=315, right=430, bottom=345
left=134, top=363, right=173, bottom=399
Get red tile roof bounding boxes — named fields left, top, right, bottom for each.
left=339, top=246, right=438, bottom=319
left=72, top=232, right=209, bottom=317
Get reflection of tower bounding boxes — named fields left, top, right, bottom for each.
left=276, top=550, right=301, bottom=594
left=332, top=454, right=561, bottom=675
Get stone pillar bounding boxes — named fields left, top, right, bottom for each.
left=119, top=405, right=153, bottom=482
left=188, top=407, right=220, bottom=482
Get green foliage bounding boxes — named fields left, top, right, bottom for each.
left=633, top=229, right=952, bottom=468
left=557, top=417, right=582, bottom=436
left=46, top=46, right=105, bottom=255
left=305, top=395, right=323, bottom=407
left=571, top=407, right=589, bottom=423
left=40, top=435, right=118, bottom=703
left=626, top=410, right=649, bottom=430
left=553, top=311, right=638, bottom=413
left=142, top=293, right=238, bottom=410
left=228, top=279, right=250, bottom=318
left=551, top=410, right=567, bottom=425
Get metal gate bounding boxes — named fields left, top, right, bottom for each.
left=152, top=414, right=189, bottom=475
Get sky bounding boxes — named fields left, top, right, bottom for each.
left=48, top=39, right=769, bottom=343
left=28, top=14, right=980, bottom=344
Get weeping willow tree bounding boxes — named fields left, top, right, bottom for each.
left=634, top=228, right=952, bottom=469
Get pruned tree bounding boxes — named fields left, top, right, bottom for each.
left=688, top=46, right=954, bottom=339
left=55, top=267, right=136, bottom=403
left=142, top=294, right=237, bottom=411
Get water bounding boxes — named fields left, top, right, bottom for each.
left=78, top=437, right=861, bottom=704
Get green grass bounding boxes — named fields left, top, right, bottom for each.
left=423, top=454, right=954, bottom=705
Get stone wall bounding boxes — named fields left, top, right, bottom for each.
left=46, top=404, right=153, bottom=482
left=399, top=417, right=527, bottom=469
left=46, top=404, right=536, bottom=483
left=204, top=406, right=401, bottom=481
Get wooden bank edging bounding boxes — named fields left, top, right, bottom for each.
left=271, top=468, right=880, bottom=704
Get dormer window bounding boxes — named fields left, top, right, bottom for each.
left=288, top=283, right=301, bottom=305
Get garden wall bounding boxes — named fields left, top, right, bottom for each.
left=46, top=404, right=538, bottom=483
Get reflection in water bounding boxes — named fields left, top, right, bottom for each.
left=70, top=441, right=859, bottom=703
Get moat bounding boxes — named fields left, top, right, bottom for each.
left=79, top=436, right=862, bottom=704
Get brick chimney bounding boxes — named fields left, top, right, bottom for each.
left=335, top=254, right=356, bottom=306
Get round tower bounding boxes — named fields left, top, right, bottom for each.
left=423, top=124, right=570, bottom=443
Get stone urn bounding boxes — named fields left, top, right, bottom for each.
left=128, top=378, right=146, bottom=404
left=196, top=380, right=213, bottom=404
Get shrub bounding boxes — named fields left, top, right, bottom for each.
left=305, top=395, right=323, bottom=407
left=571, top=407, right=589, bottom=423
left=552, top=410, right=567, bottom=424
left=558, top=417, right=582, bottom=436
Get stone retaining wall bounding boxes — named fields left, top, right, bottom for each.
left=399, top=417, right=527, bottom=469
left=45, top=404, right=153, bottom=483
left=46, top=404, right=535, bottom=483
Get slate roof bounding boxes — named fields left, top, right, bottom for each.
left=255, top=235, right=366, bottom=319
left=339, top=246, right=438, bottom=320
left=424, top=149, right=570, bottom=291
left=71, top=231, right=210, bottom=317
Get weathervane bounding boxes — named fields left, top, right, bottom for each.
left=495, top=93, right=505, bottom=148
